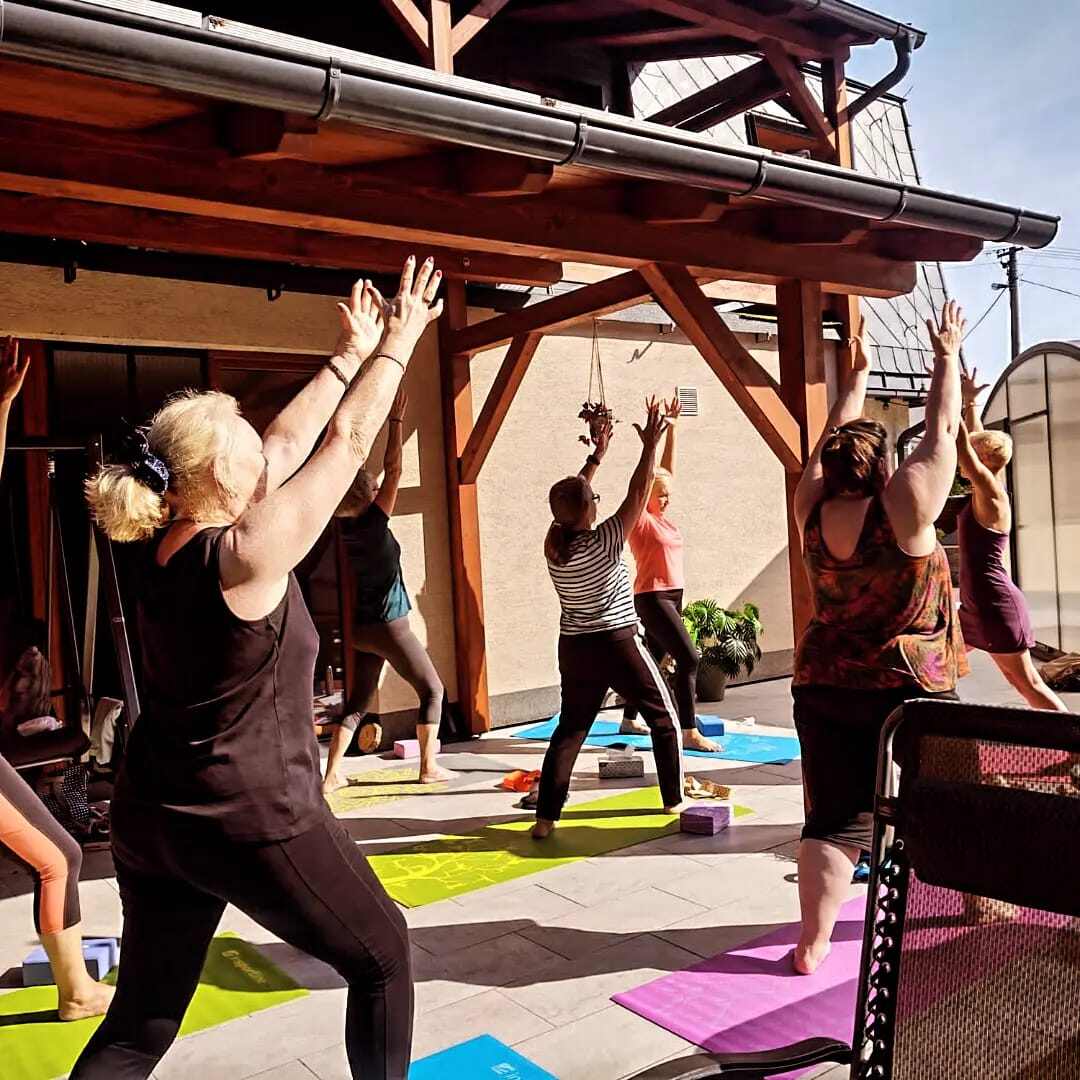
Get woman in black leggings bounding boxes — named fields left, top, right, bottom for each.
left=323, top=386, right=451, bottom=792
left=621, top=392, right=718, bottom=752
left=535, top=400, right=684, bottom=839
left=76, top=258, right=443, bottom=1080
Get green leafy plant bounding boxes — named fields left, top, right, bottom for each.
left=682, top=600, right=764, bottom=679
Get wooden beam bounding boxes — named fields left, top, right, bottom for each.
left=646, top=60, right=782, bottom=130
left=761, top=41, right=835, bottom=155
left=458, top=150, right=553, bottom=197
left=642, top=263, right=802, bottom=471
left=454, top=270, right=650, bottom=355
left=430, top=0, right=454, bottom=73
left=440, top=281, right=491, bottom=734
left=0, top=115, right=915, bottom=295
left=452, top=0, right=513, bottom=53
left=215, top=106, right=320, bottom=160
left=626, top=182, right=727, bottom=224
left=459, top=332, right=542, bottom=483
left=0, top=191, right=561, bottom=287
left=864, top=229, right=984, bottom=263
left=776, top=279, right=829, bottom=638
left=377, top=0, right=431, bottom=61
left=727, top=207, right=869, bottom=246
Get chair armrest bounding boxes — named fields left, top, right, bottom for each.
left=629, top=1038, right=853, bottom=1078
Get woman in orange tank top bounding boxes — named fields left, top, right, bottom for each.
left=791, top=305, right=968, bottom=976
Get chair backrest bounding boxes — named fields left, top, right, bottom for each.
left=855, top=699, right=1080, bottom=1079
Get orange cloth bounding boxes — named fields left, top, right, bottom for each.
left=629, top=511, right=685, bottom=595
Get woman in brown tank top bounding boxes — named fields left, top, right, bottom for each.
left=790, top=303, right=968, bottom=976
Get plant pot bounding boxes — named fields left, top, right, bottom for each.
left=935, top=493, right=970, bottom=538
left=695, top=663, right=728, bottom=703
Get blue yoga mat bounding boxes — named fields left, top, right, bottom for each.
left=411, top=1035, right=556, bottom=1079
left=510, top=717, right=800, bottom=764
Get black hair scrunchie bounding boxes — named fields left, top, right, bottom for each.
left=118, top=422, right=170, bottom=496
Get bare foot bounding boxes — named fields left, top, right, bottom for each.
left=322, top=771, right=347, bottom=797
left=792, top=943, right=831, bottom=975
left=419, top=765, right=457, bottom=784
left=532, top=819, right=555, bottom=839
left=684, top=730, right=722, bottom=753
left=59, top=981, right=115, bottom=1021
left=619, top=717, right=650, bottom=735
left=663, top=800, right=688, bottom=815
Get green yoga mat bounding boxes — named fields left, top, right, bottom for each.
left=0, top=935, right=308, bottom=1080
left=370, top=787, right=751, bottom=907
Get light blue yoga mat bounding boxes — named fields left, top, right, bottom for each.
left=510, top=717, right=800, bottom=764
left=411, top=1035, right=557, bottom=1079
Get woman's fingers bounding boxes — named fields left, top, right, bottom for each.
left=427, top=298, right=445, bottom=322
left=398, top=255, right=417, bottom=298
left=412, top=257, right=435, bottom=300
left=337, top=302, right=357, bottom=334
left=423, top=268, right=443, bottom=305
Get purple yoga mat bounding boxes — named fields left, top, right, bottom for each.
left=613, top=896, right=867, bottom=1078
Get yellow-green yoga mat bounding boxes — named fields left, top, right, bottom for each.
left=0, top=935, right=308, bottom=1080
left=370, top=787, right=751, bottom=907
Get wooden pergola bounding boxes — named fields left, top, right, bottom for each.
left=0, top=1, right=1057, bottom=733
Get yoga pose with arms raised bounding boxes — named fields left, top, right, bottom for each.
left=75, top=258, right=442, bottom=1079
left=0, top=339, right=114, bottom=1021
left=534, top=400, right=684, bottom=840
left=324, top=385, right=453, bottom=793
left=621, top=393, right=718, bottom=752
left=955, top=364, right=1067, bottom=711
left=790, top=306, right=968, bottom=974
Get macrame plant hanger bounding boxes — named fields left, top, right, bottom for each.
left=578, top=318, right=614, bottom=445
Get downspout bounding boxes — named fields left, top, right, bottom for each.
left=0, top=0, right=1060, bottom=248
left=845, top=31, right=915, bottom=121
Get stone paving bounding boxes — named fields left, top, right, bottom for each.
left=0, top=651, right=1073, bottom=1080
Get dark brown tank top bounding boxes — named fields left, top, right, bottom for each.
left=115, top=527, right=323, bottom=841
left=794, top=498, right=968, bottom=692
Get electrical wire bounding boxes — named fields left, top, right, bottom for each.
left=961, top=288, right=1007, bottom=341
left=1020, top=278, right=1080, bottom=301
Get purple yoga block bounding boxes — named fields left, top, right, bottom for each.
left=696, top=718, right=726, bottom=737
left=23, top=938, right=117, bottom=987
left=393, top=739, right=440, bottom=759
left=680, top=804, right=732, bottom=835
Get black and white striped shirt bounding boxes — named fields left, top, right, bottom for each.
left=547, top=516, right=639, bottom=635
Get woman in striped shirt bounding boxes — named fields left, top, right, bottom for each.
left=534, top=399, right=684, bottom=839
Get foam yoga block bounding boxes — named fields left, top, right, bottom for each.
left=22, top=938, right=119, bottom=987
left=393, top=738, right=439, bottom=759
left=681, top=803, right=732, bottom=835
left=696, top=718, right=726, bottom=737
left=599, top=756, right=644, bottom=779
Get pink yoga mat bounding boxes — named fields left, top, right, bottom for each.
left=613, top=897, right=867, bottom=1078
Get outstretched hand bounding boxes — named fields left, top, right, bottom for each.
left=382, top=256, right=444, bottom=357
left=663, top=392, right=682, bottom=422
left=846, top=314, right=871, bottom=373
left=335, top=280, right=386, bottom=367
left=633, top=396, right=669, bottom=450
left=592, top=417, right=613, bottom=459
left=960, top=359, right=989, bottom=406
left=0, top=338, right=29, bottom=404
left=927, top=300, right=966, bottom=361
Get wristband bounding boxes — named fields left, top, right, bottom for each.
left=374, top=353, right=406, bottom=373
left=326, top=359, right=351, bottom=387
left=586, top=453, right=601, bottom=467
left=388, top=418, right=403, bottom=424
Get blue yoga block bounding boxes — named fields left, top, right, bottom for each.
left=22, top=937, right=117, bottom=987
left=697, top=717, right=726, bottom=737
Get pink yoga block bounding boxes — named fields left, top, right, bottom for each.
left=393, top=739, right=440, bottom=759
left=680, top=804, right=732, bottom=835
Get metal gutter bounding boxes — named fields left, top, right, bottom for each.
left=845, top=32, right=914, bottom=121
left=0, top=0, right=1058, bottom=249
left=792, top=0, right=926, bottom=48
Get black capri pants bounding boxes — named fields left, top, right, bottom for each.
left=793, top=684, right=957, bottom=853
left=71, top=802, right=412, bottom=1080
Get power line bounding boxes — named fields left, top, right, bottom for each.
left=961, top=287, right=1007, bottom=341
left=1020, top=278, right=1080, bottom=301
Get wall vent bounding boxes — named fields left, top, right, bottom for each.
left=676, top=386, right=699, bottom=417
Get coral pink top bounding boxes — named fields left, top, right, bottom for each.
left=629, top=511, right=685, bottom=594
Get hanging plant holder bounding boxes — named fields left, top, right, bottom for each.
left=579, top=319, right=616, bottom=445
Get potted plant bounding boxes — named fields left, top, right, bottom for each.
left=935, top=469, right=972, bottom=537
left=682, top=600, right=764, bottom=702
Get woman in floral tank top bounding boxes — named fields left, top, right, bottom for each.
left=790, top=303, right=968, bottom=976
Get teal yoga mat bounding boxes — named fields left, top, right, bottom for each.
left=511, top=717, right=800, bottom=764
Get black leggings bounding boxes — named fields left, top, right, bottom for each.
left=71, top=804, right=412, bottom=1080
left=622, top=590, right=699, bottom=730
left=538, top=629, right=683, bottom=820
left=0, top=753, right=82, bottom=934
left=342, top=616, right=444, bottom=733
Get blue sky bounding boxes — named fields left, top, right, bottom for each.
left=848, top=0, right=1080, bottom=383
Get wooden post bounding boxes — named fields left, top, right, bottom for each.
left=429, top=0, right=454, bottom=73
left=439, top=280, right=491, bottom=734
left=776, top=280, right=828, bottom=641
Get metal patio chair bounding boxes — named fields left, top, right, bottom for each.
left=632, top=698, right=1080, bottom=1079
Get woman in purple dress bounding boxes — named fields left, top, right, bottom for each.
left=956, top=363, right=1067, bottom=711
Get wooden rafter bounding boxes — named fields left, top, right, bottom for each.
left=377, top=0, right=431, bottom=61
left=627, top=183, right=728, bottom=225
left=761, top=41, right=835, bottom=154
left=430, top=0, right=454, bottom=72
left=459, top=332, right=542, bottom=483
left=646, top=60, right=784, bottom=131
left=452, top=0, right=514, bottom=53
left=642, top=263, right=802, bottom=471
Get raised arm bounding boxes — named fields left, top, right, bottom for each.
left=660, top=392, right=679, bottom=479
left=615, top=398, right=668, bottom=535
left=960, top=359, right=989, bottom=435
left=956, top=419, right=997, bottom=492
left=578, top=418, right=612, bottom=485
left=374, top=386, right=406, bottom=517
left=884, top=300, right=965, bottom=555
left=0, top=338, right=30, bottom=484
left=220, top=257, right=443, bottom=600
left=793, top=315, right=872, bottom=534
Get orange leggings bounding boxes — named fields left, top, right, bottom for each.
left=0, top=753, right=81, bottom=934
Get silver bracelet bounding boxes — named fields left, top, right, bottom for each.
left=373, top=353, right=406, bottom=373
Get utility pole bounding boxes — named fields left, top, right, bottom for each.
left=992, top=246, right=1022, bottom=360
